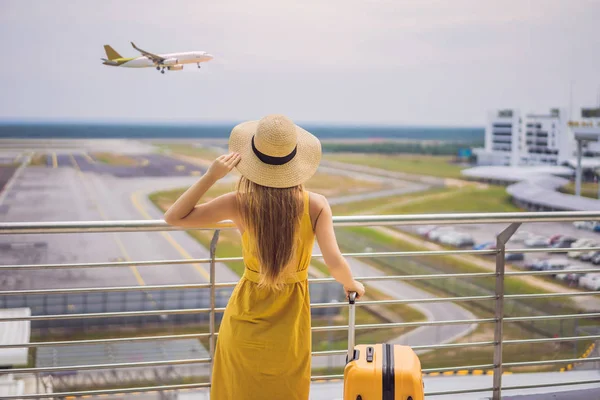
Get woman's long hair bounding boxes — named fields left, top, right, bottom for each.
left=236, top=176, right=304, bottom=289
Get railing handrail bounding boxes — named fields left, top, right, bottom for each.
left=2, top=210, right=600, bottom=234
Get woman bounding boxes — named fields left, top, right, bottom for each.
left=164, top=114, right=365, bottom=399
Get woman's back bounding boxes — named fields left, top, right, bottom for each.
left=211, top=189, right=316, bottom=400
left=241, top=190, right=315, bottom=284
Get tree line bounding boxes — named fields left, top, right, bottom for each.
left=322, top=141, right=483, bottom=156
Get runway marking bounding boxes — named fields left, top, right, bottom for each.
left=69, top=154, right=147, bottom=287
left=83, top=152, right=96, bottom=164
left=131, top=189, right=211, bottom=281
left=52, top=153, right=58, bottom=168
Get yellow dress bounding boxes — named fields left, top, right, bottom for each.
left=210, top=191, right=315, bottom=400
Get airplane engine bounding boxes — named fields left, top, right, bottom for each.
left=167, top=64, right=184, bottom=71
left=163, top=58, right=178, bottom=66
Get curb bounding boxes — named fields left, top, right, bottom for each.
left=559, top=342, right=596, bottom=372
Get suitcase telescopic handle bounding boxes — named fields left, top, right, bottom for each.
left=347, top=291, right=357, bottom=362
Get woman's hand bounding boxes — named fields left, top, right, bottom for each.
left=344, top=280, right=365, bottom=300
left=206, top=152, right=241, bottom=181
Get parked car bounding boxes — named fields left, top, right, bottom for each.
left=439, top=233, right=474, bottom=247
left=473, top=242, right=495, bottom=251
left=556, top=265, right=588, bottom=284
left=549, top=237, right=578, bottom=254
left=592, top=254, right=600, bottom=265
left=505, top=252, right=525, bottom=262
left=573, top=221, right=598, bottom=230
left=580, top=250, right=600, bottom=263
left=579, top=273, right=600, bottom=290
left=525, top=258, right=546, bottom=270
left=525, top=258, right=546, bottom=269
left=525, top=236, right=550, bottom=248
left=548, top=234, right=564, bottom=245
left=508, top=230, right=531, bottom=243
left=568, top=239, right=596, bottom=259
left=428, top=227, right=455, bottom=241
left=529, top=259, right=568, bottom=272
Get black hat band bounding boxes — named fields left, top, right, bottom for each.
left=252, top=136, right=297, bottom=166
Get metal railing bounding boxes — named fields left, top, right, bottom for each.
left=1, top=210, right=600, bottom=399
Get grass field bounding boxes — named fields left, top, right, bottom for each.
left=306, top=171, right=382, bottom=196
left=91, top=152, right=139, bottom=166
left=156, top=143, right=222, bottom=160
left=325, top=153, right=466, bottom=179
left=560, top=181, right=599, bottom=199
left=332, top=184, right=520, bottom=215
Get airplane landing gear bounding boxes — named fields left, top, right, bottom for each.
left=161, top=69, right=165, bottom=74
left=156, top=66, right=160, bottom=71
left=197, top=63, right=201, bottom=69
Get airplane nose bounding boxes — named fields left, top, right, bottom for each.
left=205, top=53, right=214, bottom=60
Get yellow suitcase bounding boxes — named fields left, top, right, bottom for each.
left=343, top=293, right=424, bottom=400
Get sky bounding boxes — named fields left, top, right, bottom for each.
left=1, top=0, right=599, bottom=126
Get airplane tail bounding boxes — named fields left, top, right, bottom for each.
left=104, top=45, right=122, bottom=60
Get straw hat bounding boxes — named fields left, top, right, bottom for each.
left=228, top=114, right=322, bottom=188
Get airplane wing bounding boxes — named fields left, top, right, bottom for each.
left=131, top=42, right=165, bottom=63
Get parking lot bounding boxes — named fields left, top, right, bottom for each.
left=405, top=220, right=600, bottom=291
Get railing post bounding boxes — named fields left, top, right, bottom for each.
left=493, top=222, right=521, bottom=400
left=209, top=229, right=220, bottom=381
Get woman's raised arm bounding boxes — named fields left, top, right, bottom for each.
left=164, top=153, right=240, bottom=228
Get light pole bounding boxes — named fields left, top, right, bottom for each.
left=575, top=139, right=583, bottom=197
left=595, top=168, right=600, bottom=199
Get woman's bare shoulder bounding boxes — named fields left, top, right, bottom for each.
left=307, top=191, right=329, bottom=217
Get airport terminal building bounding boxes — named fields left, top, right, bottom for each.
left=465, top=108, right=600, bottom=211
left=474, top=107, right=600, bottom=167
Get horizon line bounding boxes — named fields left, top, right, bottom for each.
left=0, top=118, right=484, bottom=130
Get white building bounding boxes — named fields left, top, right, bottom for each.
left=475, top=107, right=600, bottom=167
left=520, top=108, right=570, bottom=166
left=474, top=109, right=521, bottom=166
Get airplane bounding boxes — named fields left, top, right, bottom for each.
left=101, top=42, right=213, bottom=74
